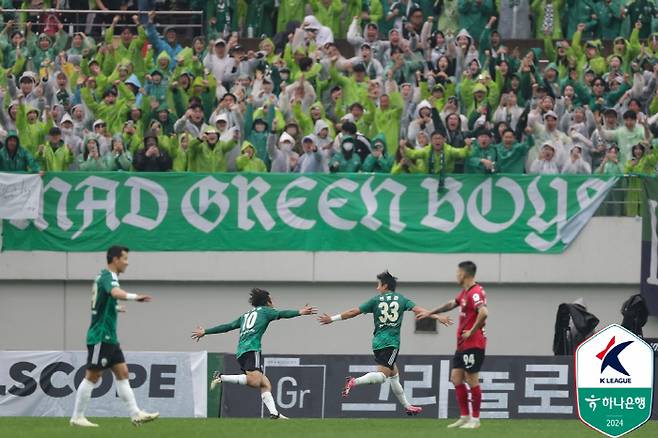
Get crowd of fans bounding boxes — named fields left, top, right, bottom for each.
left=0, top=0, right=658, bottom=204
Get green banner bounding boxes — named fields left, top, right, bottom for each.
left=1, top=173, right=618, bottom=253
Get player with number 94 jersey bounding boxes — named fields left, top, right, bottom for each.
left=191, top=288, right=317, bottom=419
left=455, top=284, right=487, bottom=351
left=417, top=261, right=489, bottom=430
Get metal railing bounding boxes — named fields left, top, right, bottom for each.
left=1, top=8, right=204, bottom=33
left=597, top=180, right=643, bottom=217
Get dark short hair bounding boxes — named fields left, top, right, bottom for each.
left=623, top=110, right=637, bottom=120
left=106, top=245, right=129, bottom=264
left=298, top=56, right=313, bottom=71
left=430, top=130, right=445, bottom=138
left=458, top=261, right=477, bottom=277
left=249, top=288, right=271, bottom=307
left=377, top=271, right=398, bottom=291
left=342, top=121, right=357, bottom=134
left=502, top=128, right=515, bottom=136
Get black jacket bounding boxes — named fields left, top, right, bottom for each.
left=134, top=147, right=173, bottom=172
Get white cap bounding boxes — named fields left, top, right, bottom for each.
left=543, top=110, right=558, bottom=120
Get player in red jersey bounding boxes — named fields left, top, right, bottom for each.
left=417, top=261, right=488, bottom=429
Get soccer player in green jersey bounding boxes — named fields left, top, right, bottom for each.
left=318, top=271, right=453, bottom=416
left=70, top=245, right=159, bottom=428
left=191, top=288, right=317, bottom=419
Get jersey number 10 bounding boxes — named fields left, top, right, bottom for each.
left=242, top=311, right=258, bottom=331
left=378, top=301, right=400, bottom=323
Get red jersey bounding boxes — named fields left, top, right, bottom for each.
left=455, top=283, right=487, bottom=351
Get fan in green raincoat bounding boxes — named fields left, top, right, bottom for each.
left=624, top=143, right=658, bottom=216
left=81, top=80, right=136, bottom=135
left=495, top=128, right=535, bottom=173
left=245, top=0, right=276, bottom=38
left=206, top=0, right=239, bottom=39
left=34, top=126, right=73, bottom=171
left=293, top=101, right=336, bottom=138
left=571, top=25, right=607, bottom=77
left=309, top=0, right=341, bottom=37
left=0, top=130, right=40, bottom=172
left=368, top=91, right=404, bottom=157
left=565, top=0, right=598, bottom=39
left=277, top=0, right=307, bottom=33
left=16, top=100, right=54, bottom=155
left=465, top=129, right=498, bottom=173
left=26, top=23, right=67, bottom=74
left=531, top=0, right=564, bottom=39
left=187, top=127, right=239, bottom=172
left=458, top=0, right=495, bottom=40
left=104, top=15, right=148, bottom=77
left=77, top=135, right=112, bottom=171
left=144, top=69, right=170, bottom=108
left=244, top=99, right=275, bottom=170
left=403, top=130, right=471, bottom=174
left=0, top=25, right=29, bottom=69
left=236, top=141, right=268, bottom=172
left=595, top=0, right=624, bottom=40
left=362, top=134, right=394, bottom=173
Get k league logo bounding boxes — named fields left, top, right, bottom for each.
left=576, top=324, right=654, bottom=438
left=596, top=337, right=633, bottom=384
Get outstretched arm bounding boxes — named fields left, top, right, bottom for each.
left=276, top=304, right=318, bottom=319
left=317, top=307, right=361, bottom=325
left=191, top=318, right=241, bottom=341
left=416, top=299, right=459, bottom=320
left=411, top=305, right=453, bottom=326
left=110, top=287, right=152, bottom=302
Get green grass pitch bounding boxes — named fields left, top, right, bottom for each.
left=1, top=418, right=656, bottom=438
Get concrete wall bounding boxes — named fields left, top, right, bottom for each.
left=1, top=217, right=656, bottom=355
left=1, top=281, right=654, bottom=356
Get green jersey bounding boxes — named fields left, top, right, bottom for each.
left=359, top=292, right=416, bottom=351
left=86, top=269, right=120, bottom=345
left=205, top=306, right=300, bottom=358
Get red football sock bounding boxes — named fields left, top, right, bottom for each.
left=471, top=385, right=482, bottom=419
left=454, top=383, right=470, bottom=416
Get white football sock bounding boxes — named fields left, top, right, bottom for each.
left=116, top=379, right=140, bottom=418
left=261, top=391, right=279, bottom=416
left=71, top=378, right=95, bottom=420
left=221, top=374, right=247, bottom=385
left=389, top=375, right=411, bottom=408
left=354, top=372, right=387, bottom=386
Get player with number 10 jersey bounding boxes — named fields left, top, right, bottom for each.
left=318, top=271, right=453, bottom=416
left=191, top=288, right=317, bottom=419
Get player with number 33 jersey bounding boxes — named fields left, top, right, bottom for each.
left=318, top=271, right=453, bottom=416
